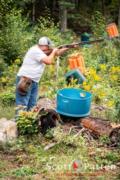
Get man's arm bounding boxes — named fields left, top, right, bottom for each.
left=41, top=48, right=58, bottom=65
left=55, top=47, right=69, bottom=56
left=41, top=47, right=69, bottom=65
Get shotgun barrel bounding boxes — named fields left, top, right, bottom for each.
left=58, top=36, right=120, bottom=49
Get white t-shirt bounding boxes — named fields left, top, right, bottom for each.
left=17, top=45, right=47, bottom=82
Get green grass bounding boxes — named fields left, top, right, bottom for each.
left=0, top=104, right=15, bottom=119
left=0, top=133, right=120, bottom=179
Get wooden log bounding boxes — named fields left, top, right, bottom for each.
left=80, top=117, right=120, bottom=146
left=80, top=117, right=113, bottom=136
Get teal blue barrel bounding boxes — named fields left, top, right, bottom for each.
left=56, top=88, right=92, bottom=117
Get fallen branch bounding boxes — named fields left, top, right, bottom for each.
left=73, top=128, right=86, bottom=138
left=44, top=142, right=58, bottom=151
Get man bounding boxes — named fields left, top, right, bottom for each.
left=16, top=36, right=68, bottom=114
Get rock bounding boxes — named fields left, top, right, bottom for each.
left=0, top=131, right=7, bottom=142
left=0, top=118, right=17, bottom=143
left=37, top=98, right=56, bottom=110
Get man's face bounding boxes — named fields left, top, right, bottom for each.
left=39, top=45, right=50, bottom=51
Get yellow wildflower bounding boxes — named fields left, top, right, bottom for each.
left=110, top=66, right=120, bottom=73
left=97, top=90, right=106, bottom=98
left=15, top=59, right=21, bottom=64
left=107, top=100, right=114, bottom=107
left=93, top=74, right=101, bottom=81
left=49, top=65, right=55, bottom=74
left=1, top=77, right=7, bottom=83
left=83, top=84, right=91, bottom=91
left=99, top=64, right=106, bottom=71
left=83, top=81, right=87, bottom=86
left=89, top=68, right=96, bottom=76
left=110, top=75, right=118, bottom=81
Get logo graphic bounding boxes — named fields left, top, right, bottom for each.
left=72, top=160, right=82, bottom=171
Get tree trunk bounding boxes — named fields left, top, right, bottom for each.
left=52, top=0, right=56, bottom=11
left=59, top=5, right=67, bottom=32
left=32, top=0, right=36, bottom=23
left=101, top=0, right=105, bottom=16
left=75, top=0, right=80, bottom=9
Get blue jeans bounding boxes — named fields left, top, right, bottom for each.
left=16, top=76, right=38, bottom=111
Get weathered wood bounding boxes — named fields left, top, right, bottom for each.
left=80, top=117, right=113, bottom=136
left=80, top=117, right=120, bottom=146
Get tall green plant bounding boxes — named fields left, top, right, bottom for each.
left=0, top=10, right=35, bottom=64
left=90, top=11, right=106, bottom=37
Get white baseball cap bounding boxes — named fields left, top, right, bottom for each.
left=38, top=36, right=54, bottom=47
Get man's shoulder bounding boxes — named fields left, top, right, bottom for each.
left=29, top=45, right=43, bottom=54
left=30, top=45, right=39, bottom=51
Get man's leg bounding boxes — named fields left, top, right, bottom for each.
left=15, top=76, right=31, bottom=118
left=27, top=81, right=38, bottom=111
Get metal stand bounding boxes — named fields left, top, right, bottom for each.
left=56, top=56, right=60, bottom=80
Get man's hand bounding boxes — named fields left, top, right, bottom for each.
left=52, top=48, right=59, bottom=55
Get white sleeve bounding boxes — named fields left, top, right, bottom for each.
left=34, top=51, right=47, bottom=62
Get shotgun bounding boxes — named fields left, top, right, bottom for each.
left=58, top=22, right=120, bottom=49
left=58, top=36, right=119, bottom=49
left=44, top=36, right=119, bottom=55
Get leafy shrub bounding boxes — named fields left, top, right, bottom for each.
left=82, top=41, right=120, bottom=70
left=0, top=57, right=7, bottom=77
left=0, top=91, right=15, bottom=105
left=0, top=10, right=35, bottom=64
left=17, top=111, right=38, bottom=135
left=90, top=11, right=106, bottom=37
left=115, top=98, right=120, bottom=122
left=0, top=58, right=20, bottom=88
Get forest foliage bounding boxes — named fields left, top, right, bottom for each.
left=0, top=0, right=120, bottom=122
left=0, top=1, right=120, bottom=179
